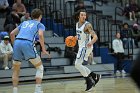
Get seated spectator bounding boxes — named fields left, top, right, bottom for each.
left=0, top=0, right=10, bottom=15
left=21, top=12, right=31, bottom=22
left=132, top=23, right=140, bottom=48
left=0, top=31, right=8, bottom=41
left=12, top=0, right=26, bottom=18
left=112, top=32, right=126, bottom=76
left=129, top=1, right=139, bottom=20
left=123, top=2, right=139, bottom=21
left=120, top=23, right=134, bottom=48
left=64, top=44, right=78, bottom=65
left=4, top=9, right=20, bottom=35
left=0, top=36, right=13, bottom=70
left=123, top=3, right=131, bottom=19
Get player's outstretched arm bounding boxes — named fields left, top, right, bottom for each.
left=10, top=27, right=19, bottom=45
left=38, top=30, right=51, bottom=58
left=85, top=23, right=98, bottom=48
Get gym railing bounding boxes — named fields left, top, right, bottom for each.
left=114, top=7, right=124, bottom=24
left=92, top=0, right=106, bottom=10
left=62, top=17, right=76, bottom=39
left=86, top=10, right=103, bottom=56
left=98, top=15, right=113, bottom=48
left=64, top=0, right=76, bottom=18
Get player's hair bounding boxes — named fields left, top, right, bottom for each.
left=31, top=8, right=43, bottom=19
left=74, top=9, right=87, bottom=22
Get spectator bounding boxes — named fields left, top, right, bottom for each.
left=74, top=1, right=85, bottom=13
left=132, top=23, right=140, bottom=48
left=122, top=0, right=129, bottom=6
left=4, top=9, right=21, bottom=35
left=123, top=3, right=131, bottom=19
left=129, top=1, right=139, bottom=20
left=123, top=2, right=139, bottom=21
left=112, top=32, right=126, bottom=76
left=0, top=0, right=10, bottom=15
left=64, top=44, right=78, bottom=65
left=0, top=36, right=13, bottom=70
left=12, top=0, right=26, bottom=18
left=21, top=12, right=31, bottom=22
left=0, top=31, right=8, bottom=41
left=120, top=23, right=134, bottom=48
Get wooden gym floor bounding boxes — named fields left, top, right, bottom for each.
left=0, top=77, right=139, bottom=93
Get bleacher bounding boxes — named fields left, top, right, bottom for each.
left=0, top=0, right=139, bottom=83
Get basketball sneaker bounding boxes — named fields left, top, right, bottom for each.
left=90, top=72, right=101, bottom=85
left=84, top=77, right=94, bottom=91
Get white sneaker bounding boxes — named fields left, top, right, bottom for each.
left=122, top=70, right=126, bottom=74
left=121, top=70, right=127, bottom=77
left=5, top=66, right=9, bottom=70
left=115, top=70, right=121, bottom=76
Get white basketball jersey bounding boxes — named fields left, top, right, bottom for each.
left=76, top=21, right=93, bottom=48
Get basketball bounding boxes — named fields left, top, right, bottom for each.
left=65, top=36, right=77, bottom=47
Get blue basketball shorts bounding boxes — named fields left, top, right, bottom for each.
left=13, top=39, right=39, bottom=61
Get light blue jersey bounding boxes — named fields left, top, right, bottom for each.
left=13, top=20, right=45, bottom=61
left=16, top=20, right=45, bottom=42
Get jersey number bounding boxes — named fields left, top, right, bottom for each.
left=22, top=22, right=34, bottom=29
left=77, top=34, right=81, bottom=40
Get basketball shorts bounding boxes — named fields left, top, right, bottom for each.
left=76, top=47, right=93, bottom=61
left=13, top=39, right=40, bottom=61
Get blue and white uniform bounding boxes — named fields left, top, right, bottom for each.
left=13, top=20, right=45, bottom=61
left=75, top=21, right=93, bottom=77
left=76, top=21, right=93, bottom=61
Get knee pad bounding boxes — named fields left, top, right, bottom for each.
left=35, top=65, right=44, bottom=79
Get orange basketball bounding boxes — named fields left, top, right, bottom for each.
left=65, top=36, right=77, bottom=47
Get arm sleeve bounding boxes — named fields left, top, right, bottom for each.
left=17, top=23, right=22, bottom=31
left=38, top=23, right=45, bottom=31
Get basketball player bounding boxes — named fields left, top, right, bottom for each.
left=10, top=9, right=50, bottom=93
left=75, top=9, right=101, bottom=91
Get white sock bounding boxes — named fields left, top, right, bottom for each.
left=13, top=87, right=18, bottom=93
left=35, top=84, right=42, bottom=92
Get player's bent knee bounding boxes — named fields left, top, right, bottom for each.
left=29, top=56, right=42, bottom=67
left=35, top=65, right=44, bottom=79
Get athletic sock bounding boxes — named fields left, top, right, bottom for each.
left=13, top=87, right=18, bottom=93
left=35, top=84, right=42, bottom=92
